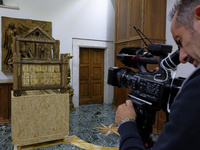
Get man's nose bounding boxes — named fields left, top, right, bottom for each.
left=179, top=48, right=189, bottom=63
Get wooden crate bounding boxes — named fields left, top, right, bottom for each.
left=11, top=90, right=69, bottom=146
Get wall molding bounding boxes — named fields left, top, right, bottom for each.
left=72, top=38, right=114, bottom=107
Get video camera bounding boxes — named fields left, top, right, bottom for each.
left=107, top=27, right=185, bottom=148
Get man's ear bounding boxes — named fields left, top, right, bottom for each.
left=195, top=5, right=200, bottom=20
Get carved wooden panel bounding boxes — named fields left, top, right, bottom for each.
left=13, top=53, right=70, bottom=96
left=21, top=64, right=61, bottom=87
left=1, top=16, right=52, bottom=72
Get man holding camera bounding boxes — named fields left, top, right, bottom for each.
left=115, top=0, right=200, bottom=149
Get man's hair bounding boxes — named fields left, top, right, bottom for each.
left=169, top=0, right=200, bottom=30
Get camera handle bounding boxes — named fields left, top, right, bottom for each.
left=133, top=56, right=169, bottom=82
left=128, top=93, right=157, bottom=148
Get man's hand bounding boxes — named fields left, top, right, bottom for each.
left=115, top=100, right=137, bottom=126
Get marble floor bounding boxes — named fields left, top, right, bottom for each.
left=0, top=104, right=120, bottom=150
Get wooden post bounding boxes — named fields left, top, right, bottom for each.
left=13, top=51, right=22, bottom=96
left=60, top=54, right=68, bottom=93
left=35, top=43, right=39, bottom=58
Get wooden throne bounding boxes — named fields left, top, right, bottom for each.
left=12, top=25, right=72, bottom=96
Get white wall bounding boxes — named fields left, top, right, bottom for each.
left=0, top=0, right=115, bottom=80
left=166, top=0, right=195, bottom=78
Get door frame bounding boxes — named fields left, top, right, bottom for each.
left=72, top=38, right=114, bottom=107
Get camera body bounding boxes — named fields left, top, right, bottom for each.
left=108, top=67, right=170, bottom=108
left=107, top=43, right=184, bottom=147
left=108, top=43, right=182, bottom=109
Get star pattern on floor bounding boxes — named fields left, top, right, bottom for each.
left=94, top=123, right=120, bottom=136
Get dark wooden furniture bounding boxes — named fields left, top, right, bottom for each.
left=0, top=79, right=13, bottom=124
left=114, top=0, right=167, bottom=134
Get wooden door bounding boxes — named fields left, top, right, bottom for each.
left=79, top=48, right=104, bottom=105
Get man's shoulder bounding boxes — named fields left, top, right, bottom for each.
left=187, top=66, right=200, bottom=80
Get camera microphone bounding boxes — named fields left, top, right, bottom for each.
left=162, top=49, right=180, bottom=70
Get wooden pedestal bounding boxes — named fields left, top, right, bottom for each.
left=11, top=90, right=69, bottom=146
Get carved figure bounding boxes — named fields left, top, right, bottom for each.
left=3, top=23, right=18, bottom=66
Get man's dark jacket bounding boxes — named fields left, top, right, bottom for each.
left=118, top=66, right=200, bottom=150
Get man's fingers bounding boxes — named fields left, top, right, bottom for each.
left=126, top=99, right=133, bottom=107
